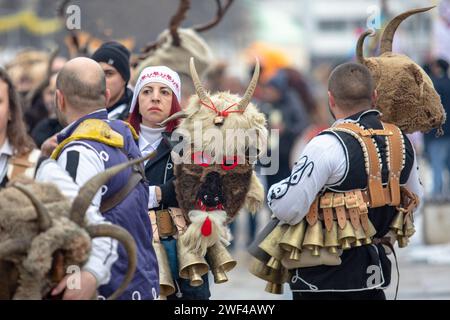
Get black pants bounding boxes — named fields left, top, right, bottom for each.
left=293, top=289, right=386, bottom=300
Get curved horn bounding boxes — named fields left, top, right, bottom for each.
left=13, top=184, right=52, bottom=232
left=86, top=224, right=136, bottom=300
left=237, top=59, right=260, bottom=111
left=189, top=57, right=209, bottom=102
left=69, top=152, right=156, bottom=227
left=356, top=30, right=375, bottom=64
left=157, top=111, right=188, bottom=127
left=380, top=6, right=435, bottom=54
left=0, top=239, right=29, bottom=259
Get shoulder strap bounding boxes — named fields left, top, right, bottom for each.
left=330, top=122, right=391, bottom=208
left=8, top=149, right=39, bottom=180
left=382, top=122, right=405, bottom=206
left=99, top=161, right=145, bottom=213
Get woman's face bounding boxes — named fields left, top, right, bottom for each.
left=0, top=79, right=10, bottom=140
left=139, top=83, right=173, bottom=128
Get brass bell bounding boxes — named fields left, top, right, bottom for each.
left=249, top=257, right=289, bottom=295
left=397, top=235, right=409, bottom=248
left=324, top=221, right=339, bottom=254
left=206, top=241, right=237, bottom=284
left=265, top=282, right=283, bottom=294
left=390, top=211, right=405, bottom=236
left=258, top=224, right=288, bottom=270
left=337, top=221, right=356, bottom=250
left=289, top=248, right=301, bottom=260
left=279, top=220, right=306, bottom=261
left=302, top=221, right=324, bottom=256
left=177, top=240, right=209, bottom=287
left=403, top=215, right=415, bottom=237
left=153, top=242, right=176, bottom=297
left=361, top=219, right=377, bottom=245
left=354, top=225, right=367, bottom=247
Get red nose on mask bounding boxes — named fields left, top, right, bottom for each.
left=201, top=216, right=212, bottom=237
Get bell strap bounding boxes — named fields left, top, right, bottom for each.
left=148, top=210, right=160, bottom=242
left=320, top=192, right=334, bottom=231
left=168, top=207, right=188, bottom=236
left=306, top=197, right=319, bottom=226
left=332, top=123, right=387, bottom=208
left=382, top=123, right=405, bottom=206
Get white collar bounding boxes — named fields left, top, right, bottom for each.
left=0, top=139, right=13, bottom=157
left=332, top=109, right=381, bottom=127
left=139, top=124, right=166, bottom=151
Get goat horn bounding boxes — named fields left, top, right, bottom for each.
left=356, top=30, right=375, bottom=64
left=0, top=239, right=29, bottom=259
left=69, top=152, right=155, bottom=227
left=157, top=111, right=188, bottom=127
left=237, top=58, right=260, bottom=111
left=189, top=57, right=209, bottom=103
left=380, top=6, right=435, bottom=54
left=86, top=224, right=137, bottom=300
left=13, top=183, right=52, bottom=232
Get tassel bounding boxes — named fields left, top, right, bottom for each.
left=201, top=216, right=212, bottom=236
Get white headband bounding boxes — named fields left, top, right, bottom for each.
left=130, top=66, right=181, bottom=113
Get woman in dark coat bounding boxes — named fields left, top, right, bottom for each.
left=128, top=66, right=210, bottom=300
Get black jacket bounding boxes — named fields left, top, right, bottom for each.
left=144, top=132, right=178, bottom=209
left=31, top=118, right=63, bottom=148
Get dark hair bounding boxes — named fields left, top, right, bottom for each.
left=0, top=68, right=35, bottom=156
left=128, top=92, right=181, bottom=134
left=328, top=62, right=374, bottom=110
left=56, top=67, right=106, bottom=109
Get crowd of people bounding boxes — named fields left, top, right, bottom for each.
left=0, top=22, right=448, bottom=300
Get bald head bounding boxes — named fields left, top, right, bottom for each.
left=56, top=57, right=106, bottom=110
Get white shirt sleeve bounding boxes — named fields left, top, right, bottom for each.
left=35, top=143, right=118, bottom=286
left=267, top=133, right=347, bottom=225
left=404, top=145, right=424, bottom=203
left=148, top=185, right=160, bottom=209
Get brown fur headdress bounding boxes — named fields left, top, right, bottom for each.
left=357, top=7, right=446, bottom=134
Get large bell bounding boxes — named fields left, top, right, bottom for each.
left=279, top=220, right=306, bottom=261
left=324, top=221, right=339, bottom=254
left=302, top=221, right=324, bottom=256
left=390, top=211, right=405, bottom=236
left=354, top=225, right=367, bottom=247
left=153, top=242, right=176, bottom=297
left=265, top=282, right=284, bottom=294
left=177, top=240, right=209, bottom=287
left=249, top=257, right=289, bottom=295
left=337, top=221, right=356, bottom=250
left=397, top=235, right=409, bottom=248
left=206, top=241, right=237, bottom=284
left=362, top=219, right=377, bottom=245
left=403, top=214, right=415, bottom=237
left=258, top=224, right=288, bottom=270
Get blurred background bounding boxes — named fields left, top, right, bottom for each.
left=0, top=0, right=449, bottom=299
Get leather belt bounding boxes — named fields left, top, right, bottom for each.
left=362, top=188, right=392, bottom=208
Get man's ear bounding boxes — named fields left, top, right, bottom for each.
left=56, top=89, right=64, bottom=111
left=105, top=88, right=111, bottom=107
left=372, top=89, right=378, bottom=106
left=328, top=91, right=336, bottom=108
